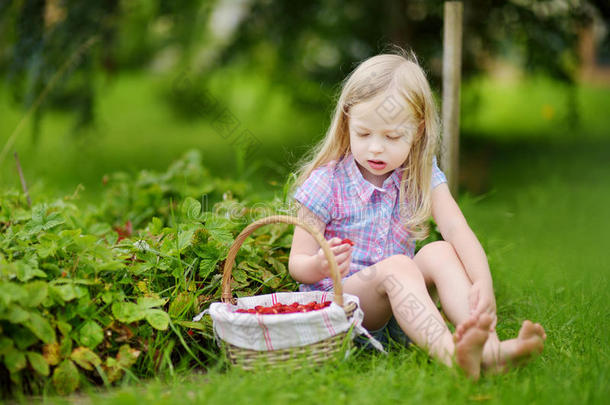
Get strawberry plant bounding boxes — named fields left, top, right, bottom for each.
left=0, top=150, right=298, bottom=397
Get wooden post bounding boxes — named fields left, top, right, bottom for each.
left=441, top=1, right=463, bottom=196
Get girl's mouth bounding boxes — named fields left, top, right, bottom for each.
left=368, top=160, right=387, bottom=170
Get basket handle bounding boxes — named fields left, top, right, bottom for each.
left=221, top=215, right=344, bottom=307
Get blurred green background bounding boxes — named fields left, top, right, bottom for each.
left=1, top=0, right=609, bottom=204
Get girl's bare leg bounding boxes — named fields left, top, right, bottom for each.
left=343, top=254, right=491, bottom=380
left=414, top=241, right=546, bottom=374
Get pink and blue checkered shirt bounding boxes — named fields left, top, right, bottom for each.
left=292, top=152, right=447, bottom=292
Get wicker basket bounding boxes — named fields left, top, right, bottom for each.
left=213, top=215, right=358, bottom=370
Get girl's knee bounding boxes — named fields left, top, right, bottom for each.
left=378, top=254, right=425, bottom=285
left=415, top=240, right=456, bottom=268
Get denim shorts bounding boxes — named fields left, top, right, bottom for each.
left=354, top=315, right=412, bottom=351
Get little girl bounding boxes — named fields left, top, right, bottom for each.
left=288, top=49, right=546, bottom=380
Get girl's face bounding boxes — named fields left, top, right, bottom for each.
left=348, top=91, right=418, bottom=188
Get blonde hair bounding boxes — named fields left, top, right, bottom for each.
left=289, top=46, right=441, bottom=241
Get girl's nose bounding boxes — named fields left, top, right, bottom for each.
left=368, top=137, right=384, bottom=153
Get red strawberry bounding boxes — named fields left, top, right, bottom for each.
left=341, top=238, right=354, bottom=246
left=235, top=301, right=333, bottom=315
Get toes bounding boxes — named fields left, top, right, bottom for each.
left=534, top=323, right=546, bottom=339
left=478, top=313, right=493, bottom=330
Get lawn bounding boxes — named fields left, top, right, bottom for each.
left=2, top=73, right=609, bottom=404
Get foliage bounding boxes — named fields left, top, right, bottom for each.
left=0, top=149, right=298, bottom=397
left=1, top=1, right=608, bottom=137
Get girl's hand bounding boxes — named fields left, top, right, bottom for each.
left=316, top=237, right=352, bottom=279
left=468, top=280, right=497, bottom=330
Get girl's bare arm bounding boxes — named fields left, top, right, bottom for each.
left=430, top=183, right=493, bottom=289
left=288, top=204, right=351, bottom=284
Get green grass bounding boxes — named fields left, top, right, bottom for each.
left=3, top=72, right=610, bottom=404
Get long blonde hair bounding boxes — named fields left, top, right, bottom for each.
left=289, top=47, right=441, bottom=241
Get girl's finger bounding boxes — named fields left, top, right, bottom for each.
left=337, top=250, right=351, bottom=261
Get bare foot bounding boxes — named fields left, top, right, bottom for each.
left=453, top=314, right=492, bottom=381
left=482, top=320, right=546, bottom=374
left=510, top=320, right=546, bottom=366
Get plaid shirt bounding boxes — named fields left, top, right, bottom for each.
left=292, top=152, right=447, bottom=292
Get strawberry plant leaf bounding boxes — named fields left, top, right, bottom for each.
left=136, top=297, right=167, bottom=309
left=0, top=337, right=14, bottom=355
left=36, top=233, right=60, bottom=258
left=181, top=197, right=202, bottom=222
left=1, top=305, right=30, bottom=324
left=78, top=320, right=104, bottom=349
left=14, top=260, right=47, bottom=282
left=50, top=284, right=87, bottom=303
left=71, top=347, right=102, bottom=371
left=24, top=312, right=56, bottom=344
left=43, top=343, right=61, bottom=366
left=144, top=309, right=170, bottom=330
left=52, top=359, right=80, bottom=395
left=24, top=281, right=48, bottom=307
left=27, top=351, right=50, bottom=376
left=111, top=302, right=146, bottom=323
left=0, top=282, right=27, bottom=306
left=4, top=348, right=26, bottom=373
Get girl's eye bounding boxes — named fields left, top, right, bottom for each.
left=387, top=135, right=402, bottom=140
left=357, top=132, right=369, bottom=137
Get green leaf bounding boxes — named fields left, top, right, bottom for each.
left=27, top=351, right=50, bottom=376
left=101, top=291, right=114, bottom=304
left=136, top=296, right=167, bottom=309
left=59, top=337, right=73, bottom=358
left=111, top=302, right=146, bottom=323
left=233, top=268, right=248, bottom=283
left=14, top=260, right=47, bottom=282
left=4, top=348, right=27, bottom=373
left=25, top=205, right=65, bottom=235
left=1, top=305, right=30, bottom=324
left=144, top=309, right=170, bottom=330
left=116, top=344, right=141, bottom=369
left=52, top=359, right=80, bottom=395
left=23, top=312, right=56, bottom=344
left=73, top=234, right=98, bottom=251
left=177, top=228, right=196, bottom=252
left=57, top=321, right=72, bottom=337
left=42, top=212, right=65, bottom=231
left=150, top=217, right=163, bottom=234
left=79, top=321, right=103, bottom=349
left=36, top=233, right=60, bottom=258
left=51, top=284, right=87, bottom=302
left=0, top=337, right=14, bottom=355
left=13, top=326, right=38, bottom=350
left=208, top=227, right=234, bottom=246
left=70, top=347, right=102, bottom=371
left=105, top=345, right=141, bottom=383
left=0, top=282, right=27, bottom=306
left=198, top=257, right=219, bottom=279
left=88, top=222, right=112, bottom=236
left=24, top=281, right=49, bottom=307
left=181, top=197, right=202, bottom=221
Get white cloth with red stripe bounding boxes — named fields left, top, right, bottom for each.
left=194, top=291, right=385, bottom=353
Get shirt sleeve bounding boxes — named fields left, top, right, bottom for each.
left=431, top=156, right=448, bottom=189
left=292, top=165, right=334, bottom=224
